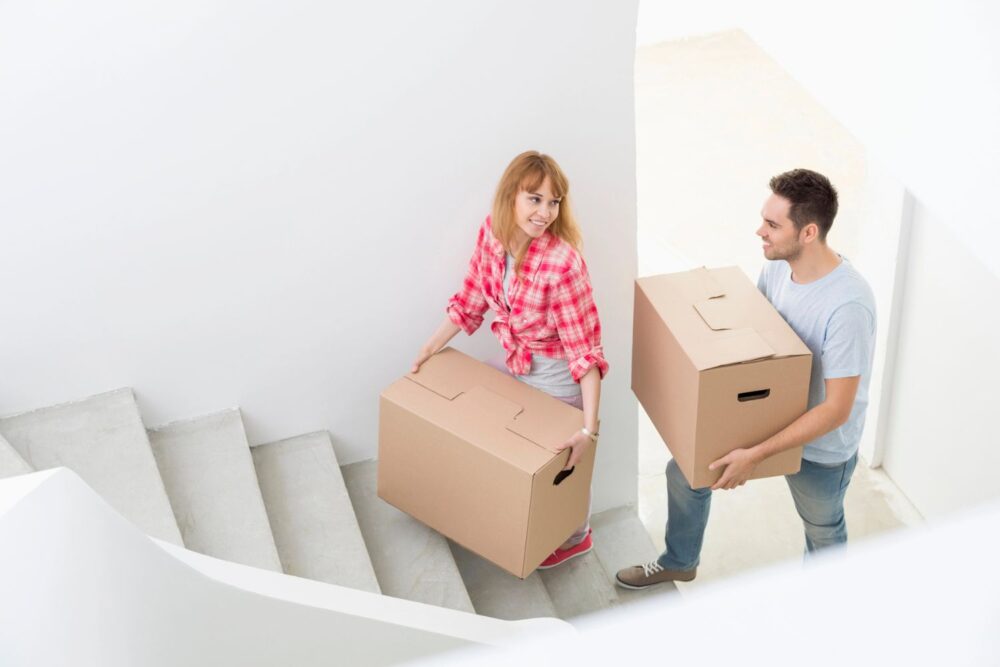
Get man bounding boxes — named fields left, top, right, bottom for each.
left=617, top=168, right=877, bottom=588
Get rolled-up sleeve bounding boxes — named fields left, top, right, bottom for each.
left=551, top=259, right=609, bottom=382
left=446, top=220, right=490, bottom=335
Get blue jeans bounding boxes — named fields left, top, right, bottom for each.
left=656, top=454, right=858, bottom=571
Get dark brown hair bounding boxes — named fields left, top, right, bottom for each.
left=769, top=169, right=839, bottom=241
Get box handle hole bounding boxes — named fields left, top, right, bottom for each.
left=738, top=389, right=770, bottom=402
left=553, top=466, right=575, bottom=485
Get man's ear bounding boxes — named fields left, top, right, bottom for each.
left=799, top=222, right=820, bottom=244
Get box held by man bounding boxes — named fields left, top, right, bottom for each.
left=633, top=266, right=812, bottom=488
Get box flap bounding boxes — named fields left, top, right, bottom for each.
left=507, top=411, right=595, bottom=454
left=386, top=348, right=582, bottom=472
left=688, top=328, right=776, bottom=370
left=693, top=297, right=747, bottom=331
left=691, top=266, right=726, bottom=299
left=636, top=266, right=811, bottom=368
left=452, top=386, right=524, bottom=427
left=405, top=351, right=476, bottom=400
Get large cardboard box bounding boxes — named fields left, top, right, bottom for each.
left=633, top=266, right=812, bottom=489
left=378, top=347, right=593, bottom=578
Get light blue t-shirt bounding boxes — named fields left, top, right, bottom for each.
left=758, top=258, right=876, bottom=464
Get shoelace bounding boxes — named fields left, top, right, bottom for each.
left=641, top=561, right=664, bottom=577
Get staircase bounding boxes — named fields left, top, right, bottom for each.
left=0, top=388, right=668, bottom=624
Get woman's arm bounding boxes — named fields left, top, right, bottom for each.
left=549, top=257, right=608, bottom=470
left=412, top=316, right=462, bottom=373
left=555, top=366, right=601, bottom=469
left=414, top=218, right=494, bottom=372
left=579, top=366, right=601, bottom=435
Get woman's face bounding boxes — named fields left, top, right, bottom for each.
left=512, top=177, right=561, bottom=245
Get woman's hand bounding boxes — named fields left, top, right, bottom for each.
left=411, top=348, right=434, bottom=373
left=554, top=429, right=594, bottom=470
left=412, top=317, right=463, bottom=373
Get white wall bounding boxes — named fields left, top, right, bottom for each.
left=0, top=1, right=639, bottom=511
left=880, top=202, right=1000, bottom=517
left=637, top=0, right=1000, bottom=517
left=637, top=1, right=1000, bottom=270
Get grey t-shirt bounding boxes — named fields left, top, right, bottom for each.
left=758, top=258, right=877, bottom=464
left=503, top=253, right=580, bottom=398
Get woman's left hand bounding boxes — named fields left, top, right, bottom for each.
left=554, top=430, right=593, bottom=470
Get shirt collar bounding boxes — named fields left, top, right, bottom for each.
left=517, top=232, right=555, bottom=285
left=484, top=217, right=506, bottom=258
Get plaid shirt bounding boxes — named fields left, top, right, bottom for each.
left=447, top=216, right=609, bottom=382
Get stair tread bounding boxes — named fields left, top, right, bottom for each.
left=0, top=388, right=182, bottom=544
left=148, top=409, right=281, bottom=571
left=537, top=547, right=621, bottom=619
left=449, top=540, right=557, bottom=620
left=341, top=460, right=474, bottom=613
left=590, top=505, right=680, bottom=603
left=252, top=432, right=380, bottom=593
left=537, top=506, right=672, bottom=618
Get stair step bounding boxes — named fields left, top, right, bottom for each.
left=449, top=541, right=557, bottom=620
left=537, top=544, right=621, bottom=619
left=0, top=388, right=182, bottom=544
left=341, top=460, right=474, bottom=613
left=0, top=433, right=33, bottom=479
left=148, top=409, right=282, bottom=571
left=590, top=505, right=678, bottom=603
left=251, top=432, right=380, bottom=593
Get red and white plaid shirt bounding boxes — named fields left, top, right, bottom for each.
left=447, top=216, right=609, bottom=382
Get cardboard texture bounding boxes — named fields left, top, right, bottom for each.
left=633, top=266, right=812, bottom=488
left=378, top=348, right=592, bottom=579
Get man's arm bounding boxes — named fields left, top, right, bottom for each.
left=708, top=375, right=860, bottom=491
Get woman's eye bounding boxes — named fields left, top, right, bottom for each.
left=529, top=196, right=540, bottom=204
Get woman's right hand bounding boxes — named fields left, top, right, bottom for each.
left=412, top=317, right=463, bottom=374
left=411, top=348, right=434, bottom=373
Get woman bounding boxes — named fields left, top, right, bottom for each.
left=411, top=150, right=608, bottom=569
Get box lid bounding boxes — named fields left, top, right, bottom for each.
left=383, top=348, right=581, bottom=473
left=636, top=266, right=811, bottom=371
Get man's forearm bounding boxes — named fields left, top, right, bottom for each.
left=750, top=401, right=848, bottom=463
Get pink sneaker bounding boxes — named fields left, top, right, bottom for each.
left=537, top=529, right=593, bottom=570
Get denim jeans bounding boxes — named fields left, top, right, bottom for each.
left=656, top=454, right=858, bottom=571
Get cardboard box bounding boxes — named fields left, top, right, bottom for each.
left=632, top=266, right=812, bottom=488
left=378, top=347, right=593, bottom=578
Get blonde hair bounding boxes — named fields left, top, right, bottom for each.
left=491, top=151, right=582, bottom=275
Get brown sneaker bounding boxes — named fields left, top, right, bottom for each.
left=615, top=560, right=697, bottom=589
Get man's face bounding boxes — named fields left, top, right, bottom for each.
left=757, top=194, right=803, bottom=261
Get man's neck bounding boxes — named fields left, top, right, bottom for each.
left=788, top=243, right=842, bottom=284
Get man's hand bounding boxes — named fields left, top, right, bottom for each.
left=554, top=430, right=593, bottom=470
left=709, top=447, right=759, bottom=491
